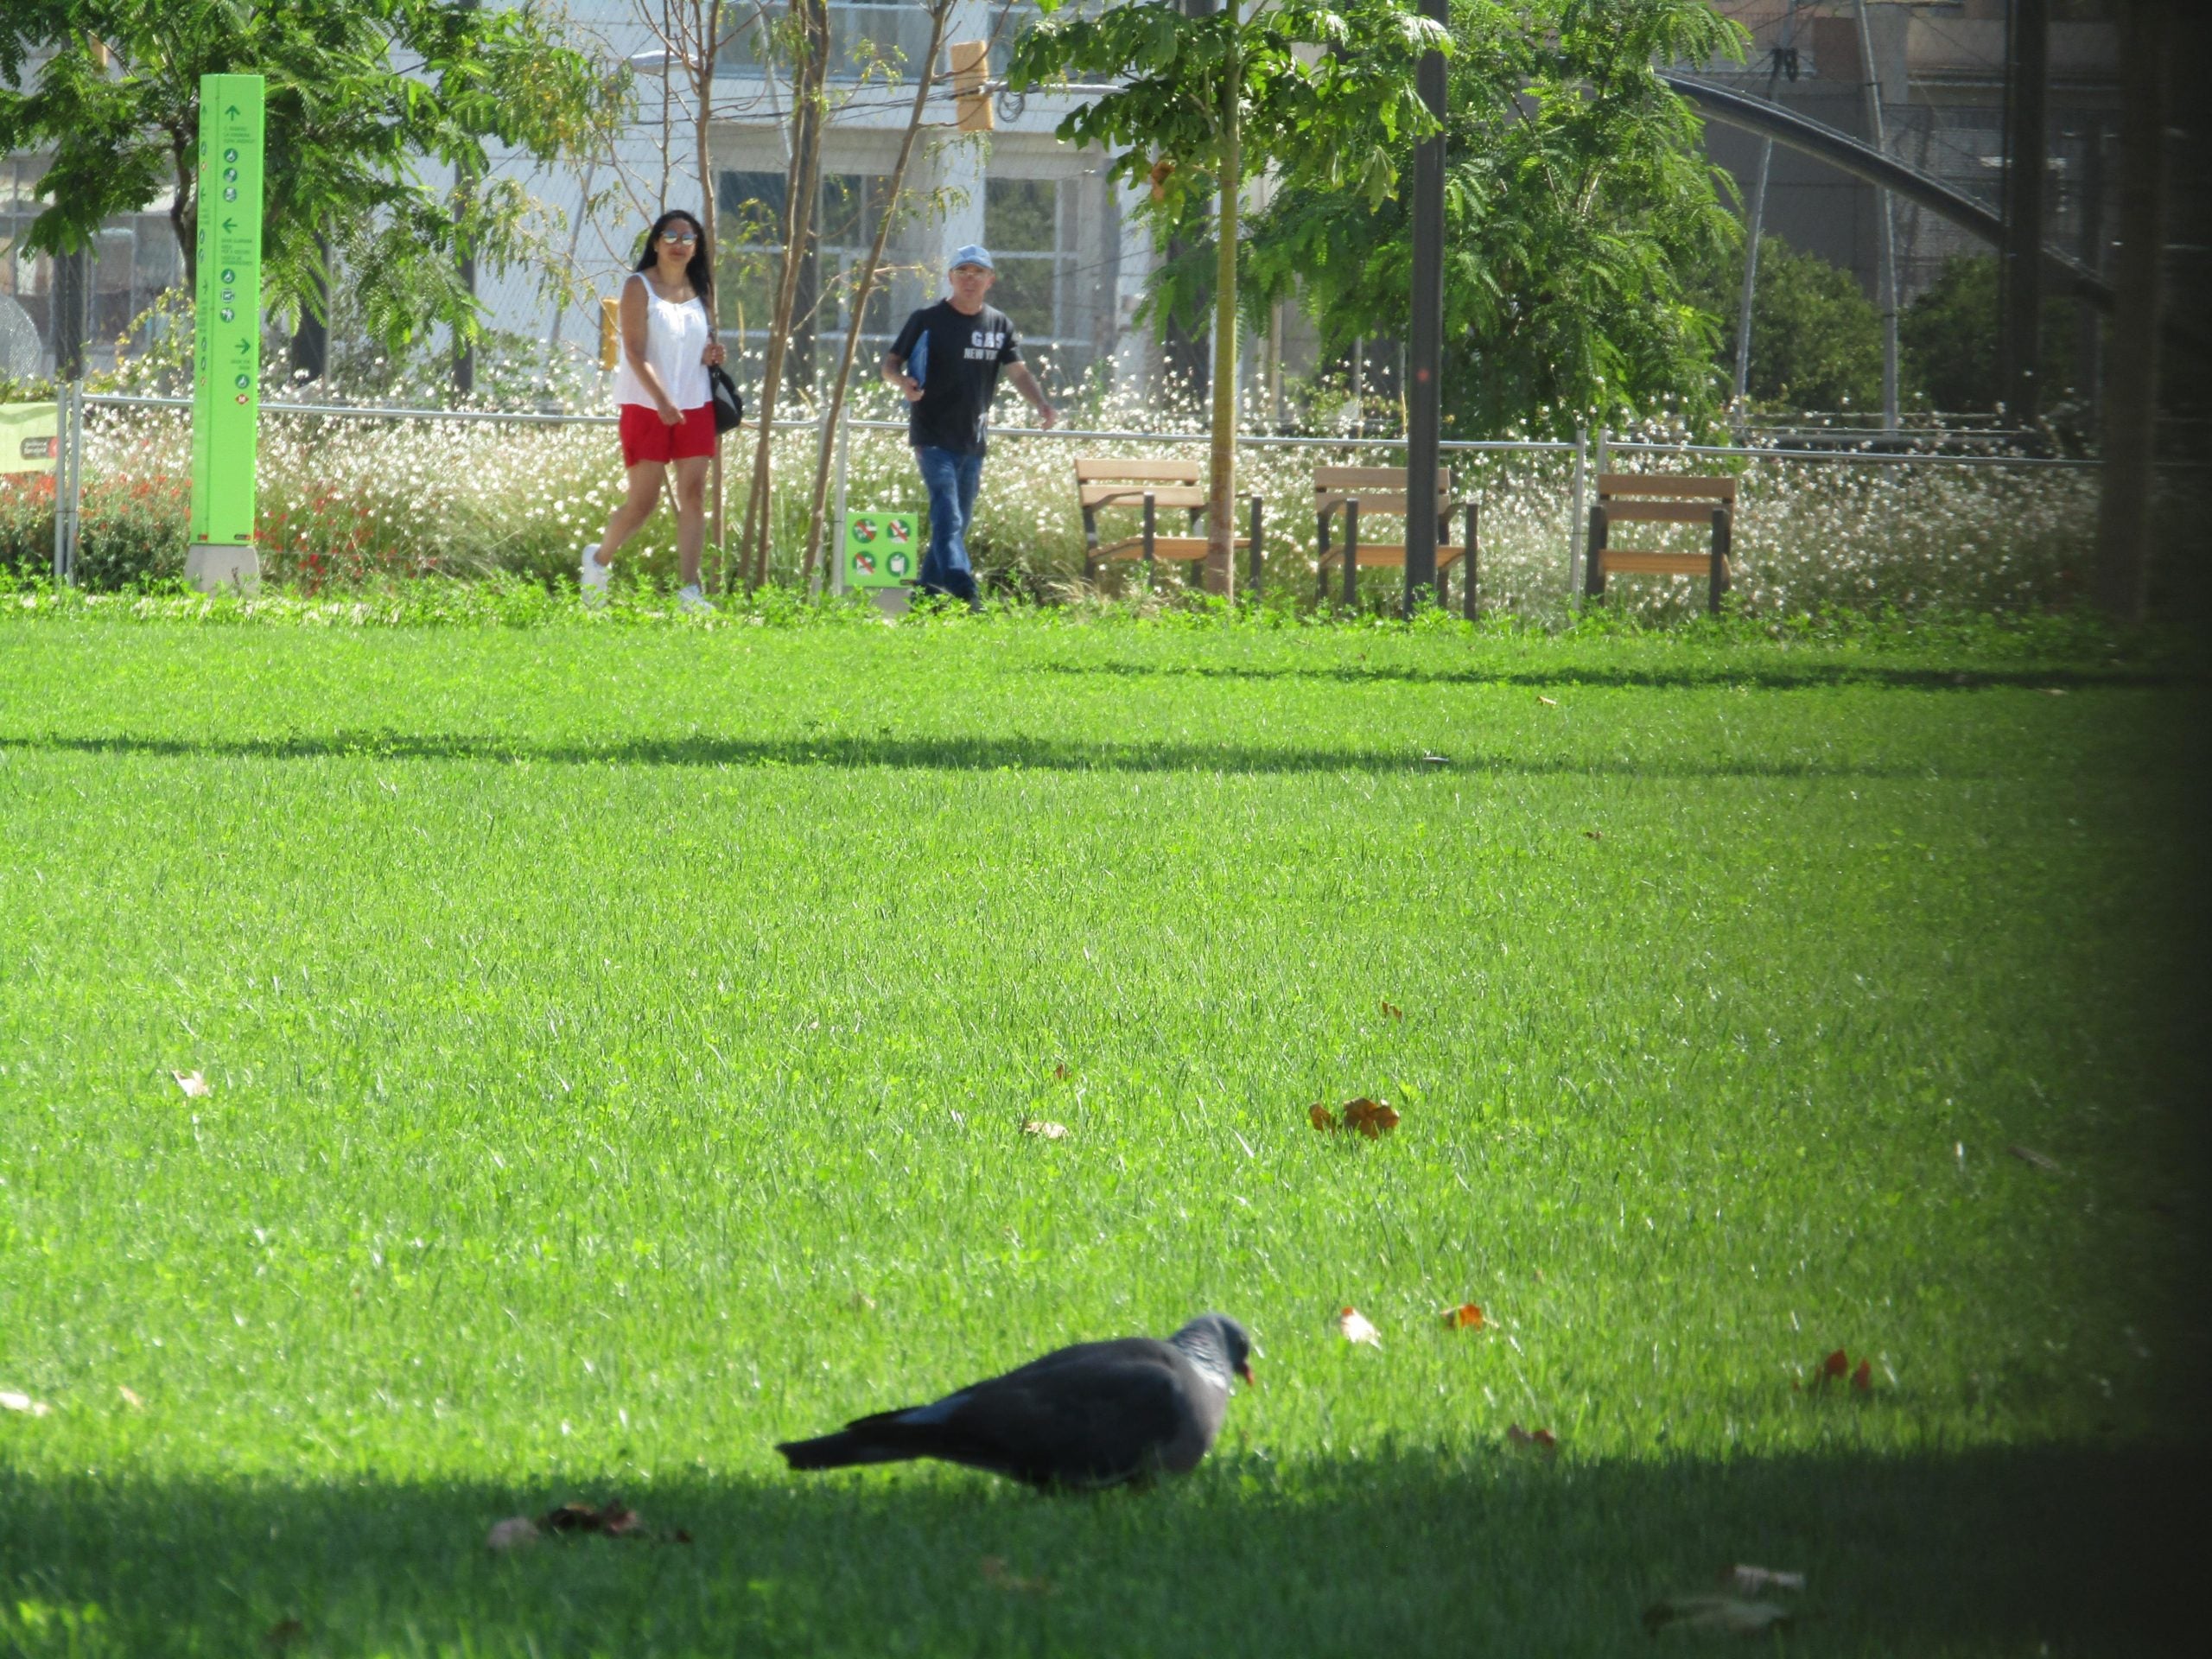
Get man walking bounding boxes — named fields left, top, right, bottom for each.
left=883, top=246, right=1058, bottom=606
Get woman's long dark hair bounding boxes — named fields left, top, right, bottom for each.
left=636, top=209, right=712, bottom=302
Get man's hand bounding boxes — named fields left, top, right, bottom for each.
left=1034, top=402, right=1058, bottom=430
left=901, top=375, right=925, bottom=404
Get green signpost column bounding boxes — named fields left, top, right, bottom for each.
left=186, top=73, right=265, bottom=592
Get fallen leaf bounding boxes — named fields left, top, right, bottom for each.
left=0, top=1390, right=53, bottom=1416
left=1820, top=1347, right=1848, bottom=1382
left=1723, top=1565, right=1805, bottom=1595
left=172, top=1069, right=211, bottom=1097
left=980, top=1554, right=1055, bottom=1595
left=1052, top=1063, right=1071, bottom=1082
left=1341, top=1097, right=1400, bottom=1138
left=1380, top=1001, right=1404, bottom=1020
left=2007, top=1143, right=2062, bottom=1173
left=486, top=1515, right=542, bottom=1553
left=1441, top=1303, right=1485, bottom=1331
left=1020, top=1119, right=1070, bottom=1141
left=1536, top=695, right=1558, bottom=706
left=1851, top=1357, right=1872, bottom=1394
left=1338, top=1306, right=1381, bottom=1347
left=118, top=1385, right=143, bottom=1409
left=1505, top=1423, right=1558, bottom=1454
left=1583, top=830, right=1602, bottom=841
left=264, top=1618, right=305, bottom=1650
left=1421, top=752, right=1449, bottom=766
left=543, top=1499, right=643, bottom=1537
left=1643, top=1596, right=1791, bottom=1636
left=2043, top=686, right=2067, bottom=696
left=1308, top=1102, right=1338, bottom=1132
left=849, top=1293, right=878, bottom=1313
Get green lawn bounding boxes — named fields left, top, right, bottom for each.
left=0, top=607, right=2202, bottom=1656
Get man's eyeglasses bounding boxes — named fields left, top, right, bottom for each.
left=660, top=230, right=699, bottom=245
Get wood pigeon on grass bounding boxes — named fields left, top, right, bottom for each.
left=775, top=1313, right=1254, bottom=1491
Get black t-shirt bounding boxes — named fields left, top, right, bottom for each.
left=890, top=300, right=1022, bottom=455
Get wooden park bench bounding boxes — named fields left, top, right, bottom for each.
left=1313, top=466, right=1479, bottom=616
left=1584, top=474, right=1736, bottom=613
left=1076, top=458, right=1263, bottom=588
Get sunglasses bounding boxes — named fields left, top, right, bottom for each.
left=659, top=229, right=699, bottom=245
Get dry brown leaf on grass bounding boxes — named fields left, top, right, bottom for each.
left=980, top=1555, right=1055, bottom=1595
left=1584, top=830, right=1602, bottom=841
left=1338, top=1307, right=1382, bottom=1347
left=1052, top=1063, right=1071, bottom=1082
left=117, top=1385, right=143, bottom=1409
left=1536, top=696, right=1558, bottom=707
left=1851, top=1357, right=1872, bottom=1393
left=1309, top=1102, right=1338, bottom=1132
left=1441, top=1303, right=1485, bottom=1331
left=1341, top=1098, right=1400, bottom=1138
left=1380, top=1001, right=1404, bottom=1020
left=2007, top=1143, right=2063, bottom=1173
left=1643, top=1595, right=1792, bottom=1636
left=1, top=1390, right=53, bottom=1417
left=545, top=1499, right=645, bottom=1536
left=1723, top=1565, right=1805, bottom=1595
left=171, top=1069, right=211, bottom=1097
left=1505, top=1423, right=1557, bottom=1453
left=1020, top=1120, right=1070, bottom=1141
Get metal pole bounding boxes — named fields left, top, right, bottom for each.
left=828, top=407, right=851, bottom=595
left=1568, top=422, right=1587, bottom=602
left=1732, top=138, right=1772, bottom=436
left=1402, top=0, right=1446, bottom=614
left=1999, top=0, right=2049, bottom=420
left=53, top=380, right=83, bottom=583
left=1853, top=0, right=1898, bottom=432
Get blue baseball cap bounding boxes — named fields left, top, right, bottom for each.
left=949, top=244, right=995, bottom=271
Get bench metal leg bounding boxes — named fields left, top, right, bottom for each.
left=1709, top=505, right=1732, bottom=614
left=1142, top=493, right=1156, bottom=574
left=1248, top=496, right=1264, bottom=594
left=1585, top=505, right=1608, bottom=600
left=1343, top=500, right=1360, bottom=609
left=1463, top=501, right=1479, bottom=620
left=1316, top=512, right=1331, bottom=602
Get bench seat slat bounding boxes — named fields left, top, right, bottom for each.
left=1096, top=535, right=1251, bottom=561
left=1315, top=543, right=1470, bottom=570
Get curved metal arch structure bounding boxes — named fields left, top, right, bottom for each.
left=1660, top=73, right=2113, bottom=311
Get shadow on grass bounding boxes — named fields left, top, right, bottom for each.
left=0, top=1443, right=2196, bottom=1657
left=0, top=730, right=1944, bottom=781
left=1033, top=659, right=2179, bottom=694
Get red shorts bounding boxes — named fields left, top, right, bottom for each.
left=619, top=402, right=717, bottom=467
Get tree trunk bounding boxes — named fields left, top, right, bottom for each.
left=2091, top=0, right=2170, bottom=620
left=1204, top=54, right=1239, bottom=597
left=694, top=1, right=727, bottom=588
left=738, top=0, right=828, bottom=590
left=798, top=1, right=950, bottom=591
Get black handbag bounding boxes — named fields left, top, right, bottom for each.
left=708, top=362, right=745, bottom=434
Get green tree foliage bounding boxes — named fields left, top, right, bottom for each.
left=1689, top=232, right=1884, bottom=412
left=1008, top=0, right=1444, bottom=583
left=0, top=1, right=623, bottom=354
left=1900, top=252, right=2077, bottom=414
left=1233, top=0, right=1745, bottom=439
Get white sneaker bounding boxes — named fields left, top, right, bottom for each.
left=677, top=583, right=713, bottom=614
left=579, top=543, right=610, bottom=607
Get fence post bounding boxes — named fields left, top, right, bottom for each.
left=1568, top=423, right=1587, bottom=605
left=52, top=380, right=83, bottom=584
left=827, top=407, right=851, bottom=597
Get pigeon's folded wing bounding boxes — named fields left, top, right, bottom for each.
left=926, top=1353, right=1188, bottom=1487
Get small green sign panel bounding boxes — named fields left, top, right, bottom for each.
left=845, top=512, right=918, bottom=588
left=191, top=74, right=264, bottom=546
left=0, top=402, right=57, bottom=474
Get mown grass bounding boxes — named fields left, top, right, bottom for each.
left=0, top=607, right=2203, bottom=1657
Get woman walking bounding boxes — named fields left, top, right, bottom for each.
left=581, top=209, right=728, bottom=611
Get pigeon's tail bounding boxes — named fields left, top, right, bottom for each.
left=776, top=1408, right=944, bottom=1471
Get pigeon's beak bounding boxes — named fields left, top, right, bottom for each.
left=1236, top=1360, right=1255, bottom=1387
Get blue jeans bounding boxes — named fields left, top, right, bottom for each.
left=914, top=445, right=984, bottom=604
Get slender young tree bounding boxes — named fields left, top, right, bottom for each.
left=1010, top=0, right=1443, bottom=594
left=797, top=0, right=955, bottom=592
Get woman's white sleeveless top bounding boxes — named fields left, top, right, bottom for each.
left=611, top=276, right=712, bottom=410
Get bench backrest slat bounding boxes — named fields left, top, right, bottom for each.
left=1080, top=485, right=1210, bottom=510
left=1074, top=457, right=1205, bottom=485
left=1595, top=472, right=1737, bottom=502
left=1313, top=465, right=1452, bottom=521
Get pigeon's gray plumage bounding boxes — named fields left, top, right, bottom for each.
left=775, top=1313, right=1254, bottom=1490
